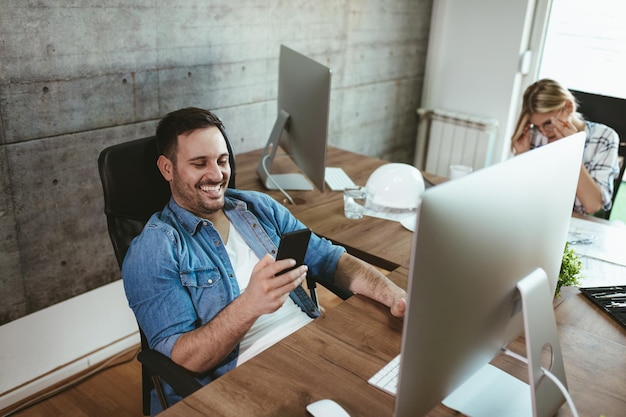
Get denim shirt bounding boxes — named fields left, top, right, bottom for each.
left=122, top=189, right=345, bottom=414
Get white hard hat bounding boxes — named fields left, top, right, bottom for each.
left=365, top=163, right=425, bottom=211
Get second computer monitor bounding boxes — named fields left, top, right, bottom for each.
left=257, top=45, right=332, bottom=192
left=395, top=132, right=585, bottom=417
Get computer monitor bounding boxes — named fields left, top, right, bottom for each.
left=394, top=132, right=585, bottom=417
left=256, top=45, right=332, bottom=194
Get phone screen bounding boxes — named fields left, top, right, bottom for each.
left=276, top=229, right=312, bottom=272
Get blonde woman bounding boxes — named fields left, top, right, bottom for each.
left=511, top=79, right=620, bottom=215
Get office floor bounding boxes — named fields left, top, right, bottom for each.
left=6, top=348, right=143, bottom=417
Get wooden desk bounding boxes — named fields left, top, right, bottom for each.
left=160, top=147, right=626, bottom=417
left=235, top=147, right=439, bottom=268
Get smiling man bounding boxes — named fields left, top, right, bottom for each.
left=121, top=107, right=407, bottom=415
left=510, top=79, right=620, bottom=215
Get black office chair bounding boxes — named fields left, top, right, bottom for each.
left=571, top=90, right=626, bottom=219
left=98, top=133, right=236, bottom=415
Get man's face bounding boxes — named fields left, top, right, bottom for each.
left=158, top=126, right=231, bottom=219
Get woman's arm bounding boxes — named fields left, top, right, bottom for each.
left=575, top=164, right=603, bottom=214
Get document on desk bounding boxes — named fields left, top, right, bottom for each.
left=364, top=208, right=416, bottom=224
left=578, top=256, right=626, bottom=287
left=567, top=217, right=626, bottom=266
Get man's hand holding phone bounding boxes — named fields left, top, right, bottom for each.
left=239, top=229, right=312, bottom=317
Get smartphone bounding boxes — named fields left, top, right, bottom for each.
left=276, top=228, right=312, bottom=272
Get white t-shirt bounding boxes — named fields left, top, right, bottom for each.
left=224, top=224, right=313, bottom=365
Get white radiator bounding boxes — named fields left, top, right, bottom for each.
left=414, top=108, right=498, bottom=177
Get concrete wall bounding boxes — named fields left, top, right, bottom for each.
left=0, top=1, right=433, bottom=325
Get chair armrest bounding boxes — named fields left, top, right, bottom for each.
left=320, top=281, right=353, bottom=301
left=137, top=349, right=202, bottom=398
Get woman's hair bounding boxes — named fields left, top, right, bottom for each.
left=510, top=79, right=579, bottom=146
left=156, top=107, right=225, bottom=159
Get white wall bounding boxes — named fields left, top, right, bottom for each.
left=0, top=280, right=139, bottom=410
left=421, top=0, right=550, bottom=163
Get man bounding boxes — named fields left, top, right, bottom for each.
left=122, top=107, right=407, bottom=414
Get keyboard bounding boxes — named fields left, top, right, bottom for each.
left=325, top=167, right=357, bottom=191
left=368, top=354, right=400, bottom=395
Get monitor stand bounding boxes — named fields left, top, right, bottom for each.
left=257, top=109, right=313, bottom=191
left=442, top=268, right=567, bottom=417
left=261, top=173, right=313, bottom=191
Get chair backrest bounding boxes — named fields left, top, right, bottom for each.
left=98, top=134, right=236, bottom=268
left=571, top=90, right=626, bottom=217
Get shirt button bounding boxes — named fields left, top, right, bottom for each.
left=207, top=279, right=213, bottom=284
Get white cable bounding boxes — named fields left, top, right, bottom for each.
left=541, top=367, right=580, bottom=417
left=261, top=154, right=296, bottom=205
left=502, top=348, right=579, bottom=417
left=502, top=347, right=526, bottom=363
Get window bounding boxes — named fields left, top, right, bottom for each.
left=538, top=0, right=626, bottom=99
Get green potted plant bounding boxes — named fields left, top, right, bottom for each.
left=556, top=242, right=583, bottom=297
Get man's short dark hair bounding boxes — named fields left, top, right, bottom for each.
left=156, top=107, right=225, bottom=158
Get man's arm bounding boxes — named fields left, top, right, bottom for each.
left=171, top=255, right=308, bottom=373
left=333, top=253, right=407, bottom=318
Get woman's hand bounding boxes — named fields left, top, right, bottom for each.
left=550, top=115, right=578, bottom=141
left=512, top=124, right=532, bottom=155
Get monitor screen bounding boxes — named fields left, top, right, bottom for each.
left=394, top=132, right=585, bottom=417
left=256, top=45, right=332, bottom=195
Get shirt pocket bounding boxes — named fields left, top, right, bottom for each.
left=180, top=268, right=229, bottom=325
left=180, top=268, right=223, bottom=288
